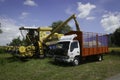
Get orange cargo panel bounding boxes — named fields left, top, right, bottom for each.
left=81, top=32, right=108, bottom=57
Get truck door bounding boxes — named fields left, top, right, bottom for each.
left=69, top=41, right=80, bottom=57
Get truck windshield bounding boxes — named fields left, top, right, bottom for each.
left=56, top=42, right=70, bottom=50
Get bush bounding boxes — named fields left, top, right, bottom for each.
left=0, top=47, right=5, bottom=54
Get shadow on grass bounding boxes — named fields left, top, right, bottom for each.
left=5, top=56, right=29, bottom=63
left=109, top=50, right=120, bottom=56
left=0, top=56, right=30, bottom=66
left=48, top=58, right=99, bottom=67
left=48, top=60, right=73, bottom=67
left=4, top=53, right=47, bottom=63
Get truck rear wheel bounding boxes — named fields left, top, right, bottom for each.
left=98, top=55, right=103, bottom=61
left=72, top=57, right=79, bottom=66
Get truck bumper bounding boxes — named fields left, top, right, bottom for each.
left=54, top=55, right=74, bottom=63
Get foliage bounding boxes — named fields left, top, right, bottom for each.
left=51, top=20, right=72, bottom=34
left=9, top=36, right=22, bottom=46
left=111, top=27, right=120, bottom=47
left=108, top=34, right=115, bottom=47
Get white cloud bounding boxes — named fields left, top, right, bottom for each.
left=0, top=17, right=21, bottom=45
left=24, top=0, right=37, bottom=6
left=77, top=2, right=96, bottom=19
left=86, top=16, right=95, bottom=20
left=101, top=12, right=120, bottom=33
left=20, top=12, right=29, bottom=19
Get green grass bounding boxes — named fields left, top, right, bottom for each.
left=0, top=48, right=120, bottom=80
left=0, top=46, right=6, bottom=54
left=109, top=47, right=120, bottom=52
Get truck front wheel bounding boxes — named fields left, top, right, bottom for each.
left=72, top=57, right=79, bottom=66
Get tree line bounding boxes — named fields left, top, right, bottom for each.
left=108, top=27, right=120, bottom=47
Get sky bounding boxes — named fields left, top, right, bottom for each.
left=0, top=0, right=120, bottom=45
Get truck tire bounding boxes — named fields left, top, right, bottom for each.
left=72, top=57, right=79, bottom=66
left=98, top=55, right=103, bottom=61
left=54, top=58, right=60, bottom=63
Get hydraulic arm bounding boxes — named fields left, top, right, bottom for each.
left=44, top=14, right=80, bottom=43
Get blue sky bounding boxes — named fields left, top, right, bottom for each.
left=0, top=0, right=120, bottom=45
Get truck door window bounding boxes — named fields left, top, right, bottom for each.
left=70, top=42, right=78, bottom=52
left=57, top=42, right=70, bottom=50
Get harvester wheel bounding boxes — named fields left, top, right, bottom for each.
left=19, top=46, right=26, bottom=53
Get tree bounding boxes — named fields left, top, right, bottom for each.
left=111, top=27, right=120, bottom=46
left=50, top=20, right=72, bottom=34
left=9, top=37, right=22, bottom=46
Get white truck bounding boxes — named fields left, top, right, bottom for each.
left=54, top=31, right=108, bottom=66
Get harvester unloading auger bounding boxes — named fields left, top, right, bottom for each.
left=18, top=14, right=80, bottom=58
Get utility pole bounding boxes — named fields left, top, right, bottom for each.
left=0, top=22, right=2, bottom=33
left=0, top=23, right=1, bottom=27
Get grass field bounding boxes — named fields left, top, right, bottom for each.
left=0, top=48, right=120, bottom=80
left=109, top=47, right=120, bottom=52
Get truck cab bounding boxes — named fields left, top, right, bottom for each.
left=54, top=34, right=81, bottom=65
